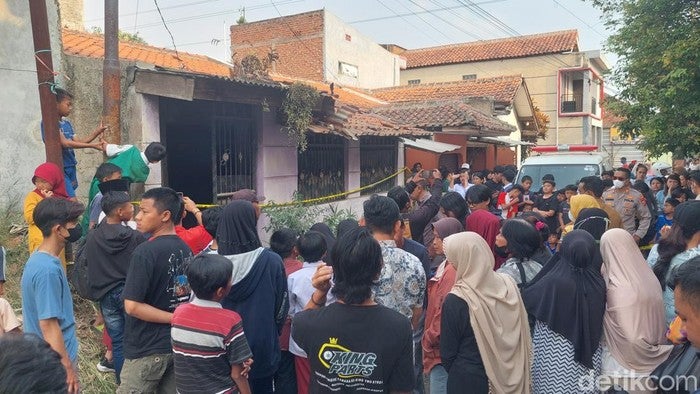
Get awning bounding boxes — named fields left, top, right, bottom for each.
left=401, top=138, right=461, bottom=153
left=475, top=136, right=534, bottom=146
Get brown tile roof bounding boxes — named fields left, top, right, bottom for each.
left=403, top=30, right=579, bottom=68
left=270, top=73, right=387, bottom=109
left=372, top=100, right=515, bottom=134
left=325, top=106, right=431, bottom=138
left=372, top=75, right=523, bottom=104
left=61, top=29, right=233, bottom=77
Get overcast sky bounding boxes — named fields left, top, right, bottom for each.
left=83, top=0, right=613, bottom=64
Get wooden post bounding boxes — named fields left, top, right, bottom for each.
left=28, top=0, right=63, bottom=167
left=103, top=0, right=121, bottom=143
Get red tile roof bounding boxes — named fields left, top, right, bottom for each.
left=270, top=73, right=387, bottom=109
left=403, top=30, right=579, bottom=68
left=372, top=100, right=515, bottom=134
left=372, top=75, right=523, bottom=104
left=61, top=29, right=233, bottom=77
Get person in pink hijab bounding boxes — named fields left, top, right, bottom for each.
left=600, top=228, right=672, bottom=393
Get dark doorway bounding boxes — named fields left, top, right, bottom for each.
left=467, top=146, right=487, bottom=171
left=439, top=153, right=459, bottom=173
left=160, top=99, right=256, bottom=205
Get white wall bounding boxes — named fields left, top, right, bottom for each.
left=256, top=109, right=298, bottom=204
left=323, top=10, right=403, bottom=89
left=0, top=1, right=62, bottom=211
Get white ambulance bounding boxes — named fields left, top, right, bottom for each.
left=516, top=145, right=612, bottom=188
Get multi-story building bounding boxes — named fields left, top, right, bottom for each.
left=394, top=30, right=610, bottom=147
left=230, top=9, right=405, bottom=89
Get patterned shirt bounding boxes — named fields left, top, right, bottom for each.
left=372, top=240, right=426, bottom=320
left=497, top=258, right=542, bottom=286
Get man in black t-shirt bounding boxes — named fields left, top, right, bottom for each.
left=118, top=187, right=193, bottom=394
left=292, top=227, right=414, bottom=393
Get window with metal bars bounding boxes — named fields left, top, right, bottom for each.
left=297, top=133, right=346, bottom=201
left=213, top=102, right=256, bottom=204
left=360, top=136, right=397, bottom=195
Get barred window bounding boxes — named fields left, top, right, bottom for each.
left=298, top=134, right=346, bottom=201
left=360, top=137, right=397, bottom=196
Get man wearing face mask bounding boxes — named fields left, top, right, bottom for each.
left=21, top=198, right=85, bottom=394
left=602, top=168, right=652, bottom=244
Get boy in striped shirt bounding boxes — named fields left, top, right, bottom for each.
left=172, top=254, right=253, bottom=394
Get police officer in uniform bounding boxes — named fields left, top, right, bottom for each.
left=602, top=167, right=652, bottom=244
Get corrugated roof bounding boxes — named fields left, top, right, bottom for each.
left=372, top=75, right=523, bottom=104
left=403, top=30, right=579, bottom=68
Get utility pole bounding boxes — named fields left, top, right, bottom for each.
left=103, top=0, right=121, bottom=144
left=28, top=0, right=63, bottom=168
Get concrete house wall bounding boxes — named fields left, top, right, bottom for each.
left=322, top=11, right=403, bottom=89
left=231, top=10, right=402, bottom=89
left=0, top=1, right=63, bottom=210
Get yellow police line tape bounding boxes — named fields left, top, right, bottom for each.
left=132, top=167, right=413, bottom=209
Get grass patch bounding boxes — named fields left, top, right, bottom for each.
left=1, top=212, right=117, bottom=393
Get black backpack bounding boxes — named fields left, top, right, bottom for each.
left=69, top=236, right=96, bottom=301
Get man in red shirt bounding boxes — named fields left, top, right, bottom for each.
left=174, top=196, right=212, bottom=254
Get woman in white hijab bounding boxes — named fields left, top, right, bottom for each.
left=600, top=228, right=672, bottom=393
left=440, top=232, right=531, bottom=394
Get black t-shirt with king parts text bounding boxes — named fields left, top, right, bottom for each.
left=292, top=302, right=414, bottom=393
left=122, top=234, right=192, bottom=359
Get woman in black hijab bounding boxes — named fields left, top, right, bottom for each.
left=522, top=230, right=606, bottom=393
left=217, top=200, right=289, bottom=393
left=573, top=207, right=610, bottom=242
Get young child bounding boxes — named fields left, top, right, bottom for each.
left=288, top=231, right=333, bottom=394
left=545, top=232, right=560, bottom=254
left=85, top=142, right=167, bottom=225
left=270, top=228, right=302, bottom=394
left=0, top=246, right=21, bottom=335
left=87, top=163, right=123, bottom=229
left=42, top=88, right=106, bottom=199
left=23, top=163, right=69, bottom=268
left=655, top=198, right=680, bottom=241
left=85, top=190, right=148, bottom=383
left=172, top=254, right=253, bottom=394
left=498, top=184, right=524, bottom=219
left=557, top=184, right=578, bottom=232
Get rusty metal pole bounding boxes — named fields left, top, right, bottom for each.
left=103, top=0, right=121, bottom=144
left=28, top=0, right=63, bottom=167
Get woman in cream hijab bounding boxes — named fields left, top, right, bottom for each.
left=600, top=228, right=672, bottom=393
left=440, top=232, right=531, bottom=394
left=562, top=194, right=600, bottom=235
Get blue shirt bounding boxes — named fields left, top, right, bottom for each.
left=41, top=119, right=77, bottom=167
left=21, top=251, right=78, bottom=362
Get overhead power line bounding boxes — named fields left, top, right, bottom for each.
left=153, top=0, right=180, bottom=60
left=115, top=0, right=302, bottom=32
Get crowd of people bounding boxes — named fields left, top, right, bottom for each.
left=3, top=89, right=700, bottom=393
